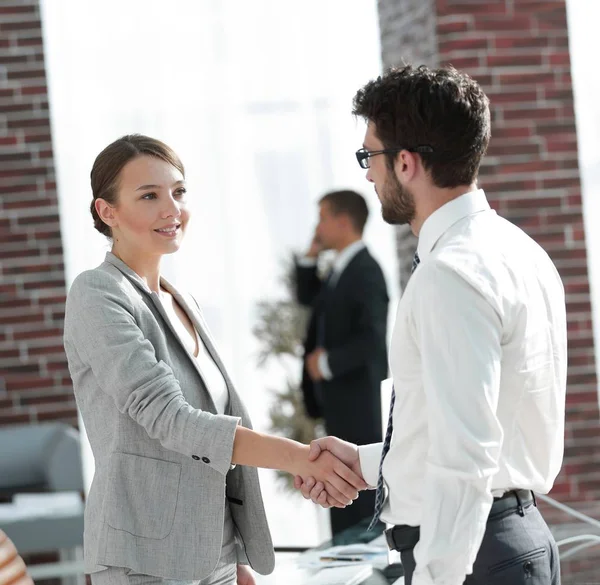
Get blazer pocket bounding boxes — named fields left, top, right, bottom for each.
left=105, top=452, right=181, bottom=539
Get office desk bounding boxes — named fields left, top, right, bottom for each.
left=259, top=519, right=404, bottom=585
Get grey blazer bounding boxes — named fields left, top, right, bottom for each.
left=63, top=253, right=274, bottom=580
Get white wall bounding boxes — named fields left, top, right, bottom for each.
left=41, top=0, right=398, bottom=546
left=566, top=0, right=600, bottom=405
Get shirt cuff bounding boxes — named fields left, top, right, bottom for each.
left=357, top=443, right=383, bottom=488
left=318, top=351, right=333, bottom=380
left=296, top=256, right=318, bottom=267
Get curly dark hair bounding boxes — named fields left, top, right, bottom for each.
left=353, top=65, right=491, bottom=188
left=90, top=134, right=185, bottom=237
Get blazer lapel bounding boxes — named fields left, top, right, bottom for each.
left=102, top=253, right=244, bottom=418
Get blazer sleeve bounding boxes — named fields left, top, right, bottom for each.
left=63, top=270, right=240, bottom=477
left=327, top=264, right=389, bottom=377
left=294, top=260, right=322, bottom=306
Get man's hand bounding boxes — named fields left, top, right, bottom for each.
left=306, top=233, right=323, bottom=259
left=294, top=437, right=365, bottom=508
left=290, top=444, right=367, bottom=508
left=306, top=348, right=325, bottom=381
left=236, top=564, right=255, bottom=585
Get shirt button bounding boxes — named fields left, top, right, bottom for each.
left=202, top=456, right=210, bottom=464
left=192, top=455, right=200, bottom=460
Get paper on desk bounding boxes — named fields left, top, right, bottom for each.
left=0, top=492, right=83, bottom=522
left=297, top=543, right=388, bottom=570
left=304, top=564, right=374, bottom=585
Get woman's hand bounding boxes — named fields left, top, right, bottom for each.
left=0, top=530, right=33, bottom=585
left=236, top=564, right=256, bottom=585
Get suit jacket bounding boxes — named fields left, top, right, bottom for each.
left=63, top=252, right=274, bottom=581
left=296, top=247, right=389, bottom=445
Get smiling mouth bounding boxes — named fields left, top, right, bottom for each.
left=154, top=224, right=181, bottom=235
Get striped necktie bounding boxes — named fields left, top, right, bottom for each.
left=368, top=251, right=420, bottom=530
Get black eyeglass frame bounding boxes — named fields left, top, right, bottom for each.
left=355, top=145, right=434, bottom=169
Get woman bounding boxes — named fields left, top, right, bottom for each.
left=63, top=135, right=365, bottom=585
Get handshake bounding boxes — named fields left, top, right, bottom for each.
left=291, top=436, right=370, bottom=508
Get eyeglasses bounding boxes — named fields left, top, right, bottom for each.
left=355, top=145, right=434, bottom=169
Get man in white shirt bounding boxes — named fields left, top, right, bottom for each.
left=295, top=190, right=389, bottom=534
left=295, top=65, right=565, bottom=584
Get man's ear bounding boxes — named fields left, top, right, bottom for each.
left=394, top=150, right=418, bottom=182
left=95, top=198, right=117, bottom=228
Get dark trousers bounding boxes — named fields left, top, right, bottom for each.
left=396, top=493, right=561, bottom=584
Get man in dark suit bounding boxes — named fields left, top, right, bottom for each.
left=295, top=189, right=389, bottom=535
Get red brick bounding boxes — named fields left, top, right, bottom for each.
left=17, top=36, right=42, bottom=48
left=437, top=17, right=472, bottom=34
left=498, top=71, right=555, bottom=86
left=548, top=51, right=571, bottom=67
left=438, top=37, right=489, bottom=52
left=28, top=344, right=67, bottom=356
left=4, top=196, right=58, bottom=210
left=12, top=328, right=63, bottom=341
left=0, top=6, right=37, bottom=15
left=1, top=312, right=45, bottom=325
left=36, top=407, right=78, bottom=422
left=503, top=106, right=559, bottom=122
left=20, top=84, right=47, bottom=96
left=439, top=0, right=506, bottom=15
left=493, top=36, right=548, bottom=50
left=20, top=393, right=74, bottom=407
left=6, top=68, right=46, bottom=80
left=4, top=375, right=56, bottom=392
left=486, top=90, right=538, bottom=104
left=489, top=125, right=533, bottom=139
left=7, top=116, right=50, bottom=129
left=473, top=15, right=534, bottom=32
left=442, top=56, right=482, bottom=69
left=487, top=53, right=544, bottom=68
left=0, top=53, right=31, bottom=65
left=0, top=412, right=32, bottom=425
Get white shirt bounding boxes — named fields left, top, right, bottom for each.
left=159, top=293, right=229, bottom=414
left=358, top=190, right=567, bottom=585
left=299, top=241, right=366, bottom=379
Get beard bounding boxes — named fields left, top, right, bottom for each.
left=379, top=170, right=416, bottom=225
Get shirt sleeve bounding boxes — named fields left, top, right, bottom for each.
left=317, top=351, right=333, bottom=380
left=357, top=442, right=383, bottom=488
left=64, top=271, right=240, bottom=477
left=296, top=256, right=318, bottom=267
left=410, top=262, right=503, bottom=585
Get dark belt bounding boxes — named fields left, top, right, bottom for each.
left=384, top=489, right=536, bottom=552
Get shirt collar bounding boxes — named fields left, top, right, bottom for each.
left=417, top=189, right=490, bottom=262
left=332, top=240, right=365, bottom=275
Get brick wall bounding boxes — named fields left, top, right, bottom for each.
left=377, top=0, right=600, bottom=577
left=0, top=0, right=76, bottom=428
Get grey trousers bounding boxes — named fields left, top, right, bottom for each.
left=90, top=547, right=237, bottom=585
left=400, top=500, right=560, bottom=585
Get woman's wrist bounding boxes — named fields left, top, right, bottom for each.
left=282, top=440, right=309, bottom=476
